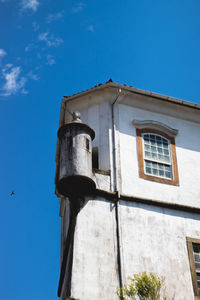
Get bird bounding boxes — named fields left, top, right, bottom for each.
left=10, top=191, right=15, bottom=196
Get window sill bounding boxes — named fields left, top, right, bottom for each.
left=93, top=168, right=110, bottom=176
left=140, top=172, right=179, bottom=186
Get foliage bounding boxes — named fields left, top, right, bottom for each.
left=117, top=272, right=168, bottom=300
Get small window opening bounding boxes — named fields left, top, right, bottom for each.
left=68, top=136, right=73, bottom=148
left=86, top=138, right=90, bottom=151
left=92, top=147, right=99, bottom=169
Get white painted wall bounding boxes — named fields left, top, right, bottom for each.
left=60, top=89, right=200, bottom=300
left=118, top=103, right=200, bottom=207
left=119, top=200, right=200, bottom=300
left=68, top=195, right=200, bottom=300
left=70, top=197, right=119, bottom=300
left=65, top=90, right=200, bottom=207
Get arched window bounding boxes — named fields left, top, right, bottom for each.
left=142, top=133, right=172, bottom=179
left=133, top=121, right=179, bottom=185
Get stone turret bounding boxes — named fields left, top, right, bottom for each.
left=57, top=111, right=96, bottom=197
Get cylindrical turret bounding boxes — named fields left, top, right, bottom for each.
left=56, top=112, right=96, bottom=197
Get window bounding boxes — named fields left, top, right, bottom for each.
left=186, top=237, right=200, bottom=299
left=92, top=147, right=99, bottom=169
left=143, top=133, right=172, bottom=179
left=136, top=128, right=179, bottom=185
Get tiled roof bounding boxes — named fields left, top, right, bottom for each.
left=63, top=79, right=200, bottom=111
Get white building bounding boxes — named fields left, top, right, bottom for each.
left=55, top=80, right=200, bottom=300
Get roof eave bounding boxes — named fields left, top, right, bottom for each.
left=62, top=82, right=200, bottom=111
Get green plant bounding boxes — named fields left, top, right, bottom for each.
left=117, top=272, right=168, bottom=300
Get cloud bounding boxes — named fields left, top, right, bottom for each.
left=0, top=48, right=7, bottom=58
left=25, top=43, right=33, bottom=52
left=21, top=0, right=39, bottom=12
left=38, top=32, right=63, bottom=47
left=72, top=2, right=84, bottom=13
left=1, top=66, right=27, bottom=96
left=88, top=25, right=94, bottom=32
left=28, top=71, right=39, bottom=80
left=46, top=54, right=55, bottom=66
left=32, top=21, right=39, bottom=31
left=46, top=11, right=64, bottom=23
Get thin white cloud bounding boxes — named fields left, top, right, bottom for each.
left=28, top=71, right=39, bottom=80
left=0, top=48, right=6, bottom=58
left=32, top=21, right=39, bottom=31
left=25, top=43, right=33, bottom=52
left=21, top=0, right=39, bottom=12
left=88, top=25, right=94, bottom=32
left=46, top=54, right=55, bottom=66
left=1, top=66, right=27, bottom=96
left=72, top=2, right=84, bottom=13
left=46, top=11, right=64, bottom=23
left=38, top=32, right=63, bottom=47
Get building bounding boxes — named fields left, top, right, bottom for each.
left=55, top=80, right=200, bottom=300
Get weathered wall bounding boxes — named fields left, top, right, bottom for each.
left=118, top=103, right=200, bottom=207
left=64, top=196, right=200, bottom=300
left=59, top=89, right=200, bottom=300
left=66, top=93, right=113, bottom=173
left=119, top=200, right=200, bottom=300
left=64, top=90, right=200, bottom=207
left=70, top=196, right=119, bottom=300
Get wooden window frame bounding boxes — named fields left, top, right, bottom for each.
left=136, top=128, right=179, bottom=185
left=186, top=237, right=200, bottom=300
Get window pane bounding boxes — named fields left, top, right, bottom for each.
left=144, top=160, right=172, bottom=179
left=152, top=153, right=157, bottom=159
left=142, top=133, right=172, bottom=180
left=151, top=146, right=156, bottom=152
left=144, top=144, right=150, bottom=150
left=195, top=254, right=200, bottom=262
left=150, top=139, right=156, bottom=145
left=143, top=133, right=171, bottom=164
left=146, top=167, right=152, bottom=174
left=163, top=142, right=168, bottom=148
left=159, top=170, right=164, bottom=176
left=164, top=156, right=170, bottom=162
left=195, top=263, right=200, bottom=270
left=197, top=274, right=200, bottom=281
left=193, top=244, right=200, bottom=253
left=165, top=171, right=171, bottom=178
left=145, top=151, right=151, bottom=158
left=153, top=169, right=158, bottom=175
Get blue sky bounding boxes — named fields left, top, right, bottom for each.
left=1, top=1, right=200, bottom=299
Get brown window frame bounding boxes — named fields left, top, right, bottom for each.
left=186, top=237, right=200, bottom=300
left=136, top=128, right=179, bottom=186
